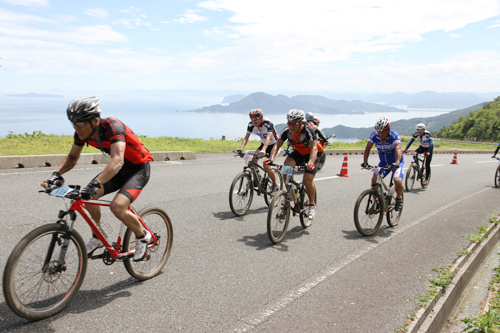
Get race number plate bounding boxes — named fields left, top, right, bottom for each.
left=243, top=154, right=254, bottom=162
left=281, top=165, right=294, bottom=176
left=49, top=186, right=74, bottom=197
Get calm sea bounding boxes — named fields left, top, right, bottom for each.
left=0, top=96, right=453, bottom=141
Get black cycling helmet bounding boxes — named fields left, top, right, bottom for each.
left=67, top=97, right=101, bottom=123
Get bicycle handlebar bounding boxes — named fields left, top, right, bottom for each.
left=234, top=151, right=266, bottom=160
left=40, top=184, right=82, bottom=199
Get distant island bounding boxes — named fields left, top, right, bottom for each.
left=186, top=92, right=404, bottom=115
left=6, top=92, right=64, bottom=98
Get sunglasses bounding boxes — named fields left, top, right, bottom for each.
left=287, top=121, right=300, bottom=126
left=71, top=121, right=87, bottom=127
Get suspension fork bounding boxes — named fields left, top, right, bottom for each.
left=43, top=209, right=77, bottom=273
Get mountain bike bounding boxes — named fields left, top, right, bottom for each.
left=495, top=157, right=500, bottom=188
left=353, top=164, right=403, bottom=236
left=229, top=151, right=284, bottom=216
left=3, top=184, right=173, bottom=320
left=267, top=164, right=317, bottom=244
left=404, top=151, right=430, bottom=191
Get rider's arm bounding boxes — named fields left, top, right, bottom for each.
left=494, top=144, right=500, bottom=157
left=308, top=140, right=318, bottom=166
left=394, top=144, right=402, bottom=164
left=269, top=139, right=284, bottom=161
left=93, top=141, right=126, bottom=185
left=428, top=137, right=433, bottom=153
left=56, top=144, right=84, bottom=175
left=239, top=132, right=251, bottom=150
left=404, top=137, right=414, bottom=151
left=363, top=141, right=374, bottom=163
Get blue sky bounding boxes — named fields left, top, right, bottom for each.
left=1, top=0, right=500, bottom=94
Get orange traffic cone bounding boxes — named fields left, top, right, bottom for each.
left=451, top=149, right=458, bottom=164
left=337, top=151, right=352, bottom=177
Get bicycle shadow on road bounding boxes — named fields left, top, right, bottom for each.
left=0, top=276, right=145, bottom=331
left=341, top=226, right=396, bottom=243
left=212, top=206, right=268, bottom=221
left=238, top=226, right=310, bottom=252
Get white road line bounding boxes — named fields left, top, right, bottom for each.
left=232, top=187, right=492, bottom=332
left=315, top=175, right=340, bottom=181
left=476, top=161, right=497, bottom=164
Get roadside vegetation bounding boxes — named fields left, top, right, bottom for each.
left=0, top=131, right=495, bottom=156
left=437, top=97, right=500, bottom=142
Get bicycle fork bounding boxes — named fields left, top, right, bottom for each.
left=44, top=210, right=77, bottom=274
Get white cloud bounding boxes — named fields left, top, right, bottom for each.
left=83, top=8, right=109, bottom=20
left=174, top=9, right=207, bottom=24
left=2, top=0, right=48, bottom=7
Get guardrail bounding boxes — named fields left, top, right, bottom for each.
left=0, top=151, right=196, bottom=170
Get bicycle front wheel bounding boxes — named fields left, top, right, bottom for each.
left=386, top=192, right=403, bottom=227
left=353, top=189, right=384, bottom=236
left=229, top=172, right=254, bottom=216
left=316, top=153, right=326, bottom=170
left=123, top=207, right=173, bottom=281
left=3, top=223, right=87, bottom=320
left=420, top=167, right=430, bottom=189
left=495, top=166, right=500, bottom=188
left=263, top=168, right=284, bottom=206
left=405, top=165, right=416, bottom=192
left=267, top=190, right=290, bottom=244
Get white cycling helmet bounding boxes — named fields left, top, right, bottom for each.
left=416, top=123, right=426, bottom=130
left=305, top=112, right=315, bottom=122
left=287, top=109, right=305, bottom=122
left=374, top=116, right=390, bottom=131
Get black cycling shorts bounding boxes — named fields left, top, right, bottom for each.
left=99, top=163, right=150, bottom=203
left=257, top=143, right=275, bottom=157
left=288, top=150, right=323, bottom=176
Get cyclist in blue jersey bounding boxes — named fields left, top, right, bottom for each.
left=403, top=123, right=433, bottom=183
left=361, top=117, right=404, bottom=211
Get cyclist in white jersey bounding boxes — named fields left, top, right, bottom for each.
left=403, top=123, right=433, bottom=183
left=235, top=109, right=280, bottom=193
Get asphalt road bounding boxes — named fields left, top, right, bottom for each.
left=1, top=152, right=499, bottom=332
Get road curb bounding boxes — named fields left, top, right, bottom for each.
left=407, top=222, right=500, bottom=333
left=0, top=151, right=196, bottom=169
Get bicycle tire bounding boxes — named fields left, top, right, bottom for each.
left=353, top=189, right=384, bottom=236
left=229, top=172, right=254, bottom=216
left=316, top=153, right=326, bottom=170
left=405, top=164, right=416, bottom=192
left=263, top=168, right=284, bottom=206
left=299, top=186, right=317, bottom=228
left=123, top=206, right=173, bottom=281
left=495, top=165, right=500, bottom=188
left=3, top=223, right=87, bottom=320
left=267, top=190, right=290, bottom=244
left=420, top=167, right=430, bottom=189
left=386, top=192, right=403, bottom=227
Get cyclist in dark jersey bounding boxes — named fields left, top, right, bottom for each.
left=305, top=112, right=329, bottom=147
left=403, top=123, right=433, bottom=183
left=41, top=97, right=153, bottom=261
left=266, top=109, right=323, bottom=220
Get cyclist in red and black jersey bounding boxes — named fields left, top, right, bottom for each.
left=266, top=109, right=323, bottom=220
left=41, top=97, right=153, bottom=261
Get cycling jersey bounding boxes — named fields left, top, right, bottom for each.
left=280, top=124, right=324, bottom=155
left=307, top=122, right=328, bottom=146
left=368, top=130, right=404, bottom=166
left=246, top=118, right=278, bottom=145
left=405, top=130, right=433, bottom=152
left=74, top=117, right=152, bottom=166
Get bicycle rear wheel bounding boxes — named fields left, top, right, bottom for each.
left=495, top=166, right=500, bottom=188
left=405, top=164, right=416, bottom=192
left=299, top=186, right=317, bottom=228
left=267, top=190, right=290, bottom=244
left=263, top=168, right=284, bottom=206
left=229, top=172, right=254, bottom=216
left=386, top=192, right=403, bottom=227
left=353, top=189, right=384, bottom=236
left=123, top=207, right=173, bottom=280
left=3, top=223, right=87, bottom=320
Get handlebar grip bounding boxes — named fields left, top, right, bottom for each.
left=54, top=180, right=63, bottom=187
